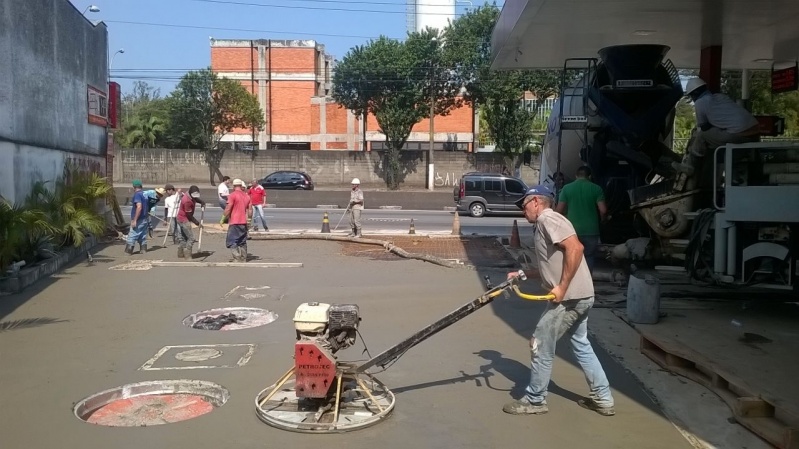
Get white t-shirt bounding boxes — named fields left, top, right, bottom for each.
left=694, top=92, right=758, bottom=134
left=165, top=194, right=178, bottom=218
left=218, top=183, right=229, bottom=201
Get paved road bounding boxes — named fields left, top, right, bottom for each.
left=124, top=206, right=533, bottom=238
left=0, top=236, right=695, bottom=449
left=115, top=186, right=457, bottom=211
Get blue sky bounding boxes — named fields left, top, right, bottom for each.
left=69, top=0, right=482, bottom=96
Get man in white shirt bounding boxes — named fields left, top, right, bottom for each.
left=218, top=176, right=231, bottom=224
left=163, top=184, right=179, bottom=243
left=675, top=78, right=760, bottom=175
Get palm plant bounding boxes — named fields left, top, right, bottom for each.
left=0, top=198, right=54, bottom=273
left=125, top=115, right=166, bottom=148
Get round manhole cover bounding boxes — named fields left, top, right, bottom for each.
left=175, top=348, right=223, bottom=362
left=183, top=307, right=278, bottom=331
left=74, top=380, right=229, bottom=427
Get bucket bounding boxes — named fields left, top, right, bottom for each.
left=626, top=273, right=661, bottom=324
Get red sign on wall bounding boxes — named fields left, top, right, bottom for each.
left=772, top=64, right=799, bottom=94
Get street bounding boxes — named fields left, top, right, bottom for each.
left=124, top=206, right=534, bottom=238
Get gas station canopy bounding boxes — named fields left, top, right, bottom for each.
left=491, top=0, right=799, bottom=70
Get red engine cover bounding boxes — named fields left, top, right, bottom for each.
left=294, top=341, right=337, bottom=398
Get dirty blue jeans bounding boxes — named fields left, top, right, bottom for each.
left=525, top=297, right=614, bottom=407
left=578, top=235, right=600, bottom=274
left=126, top=219, right=149, bottom=247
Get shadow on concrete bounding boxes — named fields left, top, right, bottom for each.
left=0, top=317, right=69, bottom=332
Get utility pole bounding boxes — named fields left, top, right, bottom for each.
left=428, top=39, right=437, bottom=191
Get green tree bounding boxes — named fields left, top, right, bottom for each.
left=118, top=82, right=174, bottom=148
left=332, top=30, right=458, bottom=189
left=169, top=68, right=265, bottom=185
left=442, top=4, right=561, bottom=169
left=125, top=115, right=167, bottom=148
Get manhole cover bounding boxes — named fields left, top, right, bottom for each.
left=183, top=307, right=278, bottom=331
left=74, top=380, right=229, bottom=427
left=175, top=348, right=223, bottom=362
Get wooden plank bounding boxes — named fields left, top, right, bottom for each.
left=150, top=262, right=303, bottom=268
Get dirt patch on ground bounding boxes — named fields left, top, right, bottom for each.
left=338, top=236, right=517, bottom=267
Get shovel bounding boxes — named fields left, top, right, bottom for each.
left=197, top=207, right=205, bottom=252
left=334, top=204, right=351, bottom=231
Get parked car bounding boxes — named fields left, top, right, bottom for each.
left=453, top=172, right=528, bottom=217
left=259, top=171, right=315, bottom=190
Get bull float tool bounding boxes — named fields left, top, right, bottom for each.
left=254, top=270, right=554, bottom=433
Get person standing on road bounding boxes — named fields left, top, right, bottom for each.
left=163, top=184, right=179, bottom=243
left=504, top=185, right=615, bottom=417
left=142, top=187, right=166, bottom=238
left=223, top=179, right=253, bottom=262
left=176, top=185, right=206, bottom=260
left=555, top=166, right=607, bottom=273
left=125, top=179, right=149, bottom=255
left=348, top=178, right=364, bottom=238
left=248, top=178, right=268, bottom=232
left=218, top=176, right=231, bottom=224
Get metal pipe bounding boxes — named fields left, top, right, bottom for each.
left=714, top=213, right=727, bottom=275
left=726, top=223, right=737, bottom=276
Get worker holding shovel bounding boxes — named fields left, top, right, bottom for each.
left=175, top=185, right=205, bottom=260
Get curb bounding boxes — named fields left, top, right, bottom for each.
left=0, top=235, right=98, bottom=294
left=316, top=204, right=340, bottom=209
left=443, top=206, right=457, bottom=211
left=379, top=206, right=402, bottom=210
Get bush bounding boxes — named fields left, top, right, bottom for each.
left=0, top=170, right=112, bottom=274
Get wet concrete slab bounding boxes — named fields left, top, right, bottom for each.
left=0, top=235, right=693, bottom=448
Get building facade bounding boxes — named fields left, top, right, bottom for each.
left=0, top=0, right=109, bottom=203
left=210, top=39, right=476, bottom=152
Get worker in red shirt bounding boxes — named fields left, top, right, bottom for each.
left=176, top=185, right=206, bottom=260
left=223, top=179, right=253, bottom=262
left=248, top=178, right=268, bottom=232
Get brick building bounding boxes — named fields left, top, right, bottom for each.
left=210, top=39, right=476, bottom=152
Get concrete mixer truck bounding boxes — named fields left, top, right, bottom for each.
left=539, top=44, right=798, bottom=291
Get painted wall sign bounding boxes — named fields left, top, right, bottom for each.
left=87, top=85, right=108, bottom=126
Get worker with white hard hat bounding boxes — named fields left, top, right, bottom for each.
left=348, top=178, right=364, bottom=238
left=675, top=77, right=760, bottom=176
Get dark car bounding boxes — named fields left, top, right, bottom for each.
left=259, top=171, right=315, bottom=190
left=453, top=172, right=528, bottom=217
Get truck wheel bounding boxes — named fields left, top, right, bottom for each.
left=469, top=202, right=485, bottom=218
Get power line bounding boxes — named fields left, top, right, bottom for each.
left=186, top=0, right=464, bottom=16
left=105, top=20, right=395, bottom=40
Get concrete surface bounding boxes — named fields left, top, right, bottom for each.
left=0, top=235, right=694, bottom=449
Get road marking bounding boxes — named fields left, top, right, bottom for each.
left=139, top=344, right=256, bottom=370
left=367, top=218, right=413, bottom=222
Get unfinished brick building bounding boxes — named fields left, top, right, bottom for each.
left=210, top=38, right=476, bottom=151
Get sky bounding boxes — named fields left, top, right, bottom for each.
left=69, top=0, right=485, bottom=96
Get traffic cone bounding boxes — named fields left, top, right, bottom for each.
left=321, top=211, right=331, bottom=233
left=510, top=219, right=521, bottom=248
left=408, top=218, right=416, bottom=234
left=452, top=212, right=461, bottom=235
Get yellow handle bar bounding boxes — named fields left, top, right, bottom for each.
left=511, top=285, right=556, bottom=301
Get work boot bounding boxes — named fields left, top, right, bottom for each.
left=140, top=243, right=147, bottom=254
left=177, top=246, right=184, bottom=258
left=503, top=397, right=548, bottom=415
left=184, top=246, right=193, bottom=260
left=347, top=227, right=356, bottom=237
left=124, top=244, right=134, bottom=255
left=577, top=398, right=615, bottom=417
left=148, top=227, right=153, bottom=238
left=230, top=248, right=241, bottom=262
left=239, top=246, right=248, bottom=262
left=355, top=228, right=362, bottom=239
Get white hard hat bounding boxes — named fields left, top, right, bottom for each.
left=232, top=178, right=244, bottom=186
left=351, top=178, right=360, bottom=185
left=685, top=77, right=707, bottom=95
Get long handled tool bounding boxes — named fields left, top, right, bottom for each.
left=197, top=207, right=205, bottom=252
left=162, top=194, right=179, bottom=247
left=334, top=204, right=351, bottom=231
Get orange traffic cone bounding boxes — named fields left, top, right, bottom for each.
left=321, top=211, right=331, bottom=233
left=510, top=219, right=521, bottom=248
left=409, top=218, right=416, bottom=234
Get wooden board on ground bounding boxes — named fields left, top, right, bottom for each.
left=641, top=331, right=799, bottom=449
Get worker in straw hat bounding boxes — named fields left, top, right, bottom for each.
left=222, top=178, right=253, bottom=262
left=348, top=178, right=364, bottom=238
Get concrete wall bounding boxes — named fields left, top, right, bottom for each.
left=114, top=149, right=541, bottom=188
left=0, top=0, right=108, bottom=203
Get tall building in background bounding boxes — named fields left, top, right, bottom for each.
left=407, top=0, right=456, bottom=34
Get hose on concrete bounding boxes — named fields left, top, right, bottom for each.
left=247, top=234, right=471, bottom=270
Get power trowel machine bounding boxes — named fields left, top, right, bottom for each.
left=254, top=271, right=553, bottom=433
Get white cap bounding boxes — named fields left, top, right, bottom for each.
left=232, top=178, right=244, bottom=186
left=685, top=77, right=707, bottom=95
left=351, top=178, right=360, bottom=185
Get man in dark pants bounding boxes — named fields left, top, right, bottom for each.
left=555, top=166, right=607, bottom=273
left=176, top=185, right=205, bottom=260
left=223, top=179, right=252, bottom=262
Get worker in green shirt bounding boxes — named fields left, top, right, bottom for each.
left=555, top=166, right=607, bottom=273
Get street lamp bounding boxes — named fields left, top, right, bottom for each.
left=82, top=5, right=100, bottom=14
left=110, top=48, right=124, bottom=72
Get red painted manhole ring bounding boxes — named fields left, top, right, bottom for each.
left=74, top=380, right=230, bottom=427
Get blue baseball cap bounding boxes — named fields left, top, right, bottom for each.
left=515, top=185, right=555, bottom=209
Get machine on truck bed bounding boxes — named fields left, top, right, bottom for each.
left=539, top=44, right=798, bottom=291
